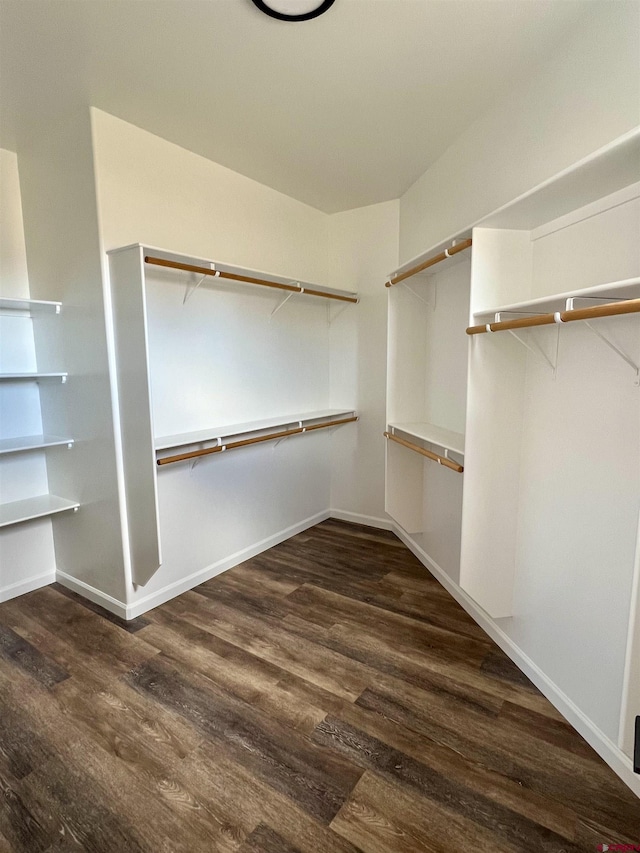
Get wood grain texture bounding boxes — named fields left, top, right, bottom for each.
left=0, top=518, right=638, bottom=851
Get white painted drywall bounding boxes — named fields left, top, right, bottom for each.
left=0, top=149, right=56, bottom=599
left=16, top=111, right=128, bottom=602
left=399, top=1, right=640, bottom=262
left=328, top=200, right=398, bottom=526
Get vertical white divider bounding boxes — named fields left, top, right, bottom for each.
left=459, top=228, right=532, bottom=617
left=619, top=508, right=640, bottom=759
left=107, top=246, right=161, bottom=586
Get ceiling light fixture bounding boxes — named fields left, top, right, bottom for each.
left=250, top=0, right=336, bottom=22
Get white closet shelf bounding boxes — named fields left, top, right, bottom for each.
left=0, top=435, right=74, bottom=456
left=108, top=243, right=359, bottom=304
left=0, top=296, right=62, bottom=314
left=0, top=495, right=79, bottom=529
left=473, top=276, right=640, bottom=319
left=388, top=422, right=465, bottom=455
left=155, top=409, right=357, bottom=451
left=0, top=372, right=68, bottom=382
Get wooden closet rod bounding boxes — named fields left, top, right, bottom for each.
left=466, top=297, right=640, bottom=335
left=386, top=238, right=472, bottom=288
left=157, top=416, right=358, bottom=466
left=145, top=256, right=358, bottom=304
left=384, top=431, right=464, bottom=473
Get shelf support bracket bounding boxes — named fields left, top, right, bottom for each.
left=183, top=264, right=217, bottom=304
left=400, top=282, right=431, bottom=307
left=583, top=321, right=639, bottom=385
left=327, top=301, right=351, bottom=326
left=507, top=328, right=558, bottom=375
left=270, top=290, right=296, bottom=320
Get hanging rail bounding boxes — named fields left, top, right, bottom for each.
left=466, top=297, right=640, bottom=335
left=145, top=256, right=358, bottom=304
left=157, top=416, right=358, bottom=466
left=385, top=238, right=472, bottom=288
left=384, top=431, right=463, bottom=473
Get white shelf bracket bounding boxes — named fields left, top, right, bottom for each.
left=183, top=264, right=217, bottom=304
left=507, top=328, right=559, bottom=376
left=61, top=375, right=67, bottom=384
left=270, top=291, right=296, bottom=320
left=327, top=301, right=352, bottom=326
left=583, top=321, right=640, bottom=385
left=400, top=282, right=431, bottom=307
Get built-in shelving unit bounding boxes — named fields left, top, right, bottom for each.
left=383, top=128, right=640, bottom=778
left=108, top=243, right=359, bottom=587
left=0, top=435, right=74, bottom=455
left=0, top=296, right=78, bottom=537
left=0, top=495, right=79, bottom=529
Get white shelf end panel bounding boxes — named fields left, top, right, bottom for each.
left=0, top=495, right=79, bottom=529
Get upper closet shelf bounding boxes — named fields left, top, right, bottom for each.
left=0, top=296, right=62, bottom=315
left=0, top=372, right=68, bottom=383
left=385, top=128, right=639, bottom=285
left=108, top=244, right=359, bottom=304
left=473, top=276, right=640, bottom=319
left=388, top=422, right=465, bottom=456
left=155, top=409, right=357, bottom=451
left=0, top=435, right=74, bottom=456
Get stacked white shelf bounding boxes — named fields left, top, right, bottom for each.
left=0, top=297, right=78, bottom=531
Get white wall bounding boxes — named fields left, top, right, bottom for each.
left=0, top=149, right=57, bottom=600
left=399, top=1, right=640, bottom=261
left=91, top=110, right=344, bottom=611
left=17, top=110, right=128, bottom=603
left=328, top=201, right=398, bottom=526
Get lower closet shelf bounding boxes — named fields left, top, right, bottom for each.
left=0, top=495, right=79, bottom=528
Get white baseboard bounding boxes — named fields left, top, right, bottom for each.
left=329, top=508, right=394, bottom=531
left=56, top=571, right=128, bottom=619
left=0, top=571, right=56, bottom=603
left=393, top=524, right=640, bottom=800
left=125, top=510, right=331, bottom=619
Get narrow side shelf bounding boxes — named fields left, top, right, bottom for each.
left=0, top=435, right=74, bottom=456
left=0, top=495, right=79, bottom=529
left=388, top=422, right=465, bottom=455
left=0, top=297, right=62, bottom=314
left=0, top=373, right=68, bottom=383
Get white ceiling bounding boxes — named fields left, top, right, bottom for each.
left=0, top=0, right=596, bottom=212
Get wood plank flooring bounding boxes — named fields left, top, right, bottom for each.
left=1, top=518, right=638, bottom=852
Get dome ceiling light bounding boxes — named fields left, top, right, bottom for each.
left=250, top=0, right=336, bottom=22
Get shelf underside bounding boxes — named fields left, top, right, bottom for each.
left=388, top=422, right=465, bottom=455
left=155, top=409, right=357, bottom=451
left=0, top=495, right=79, bottom=529
left=0, top=373, right=67, bottom=382
left=0, top=435, right=74, bottom=456
left=0, top=296, right=61, bottom=314
left=474, top=276, right=640, bottom=319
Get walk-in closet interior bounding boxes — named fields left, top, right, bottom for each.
left=0, top=0, right=639, bottom=826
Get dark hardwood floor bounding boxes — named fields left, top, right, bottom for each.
left=1, top=519, right=638, bottom=852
